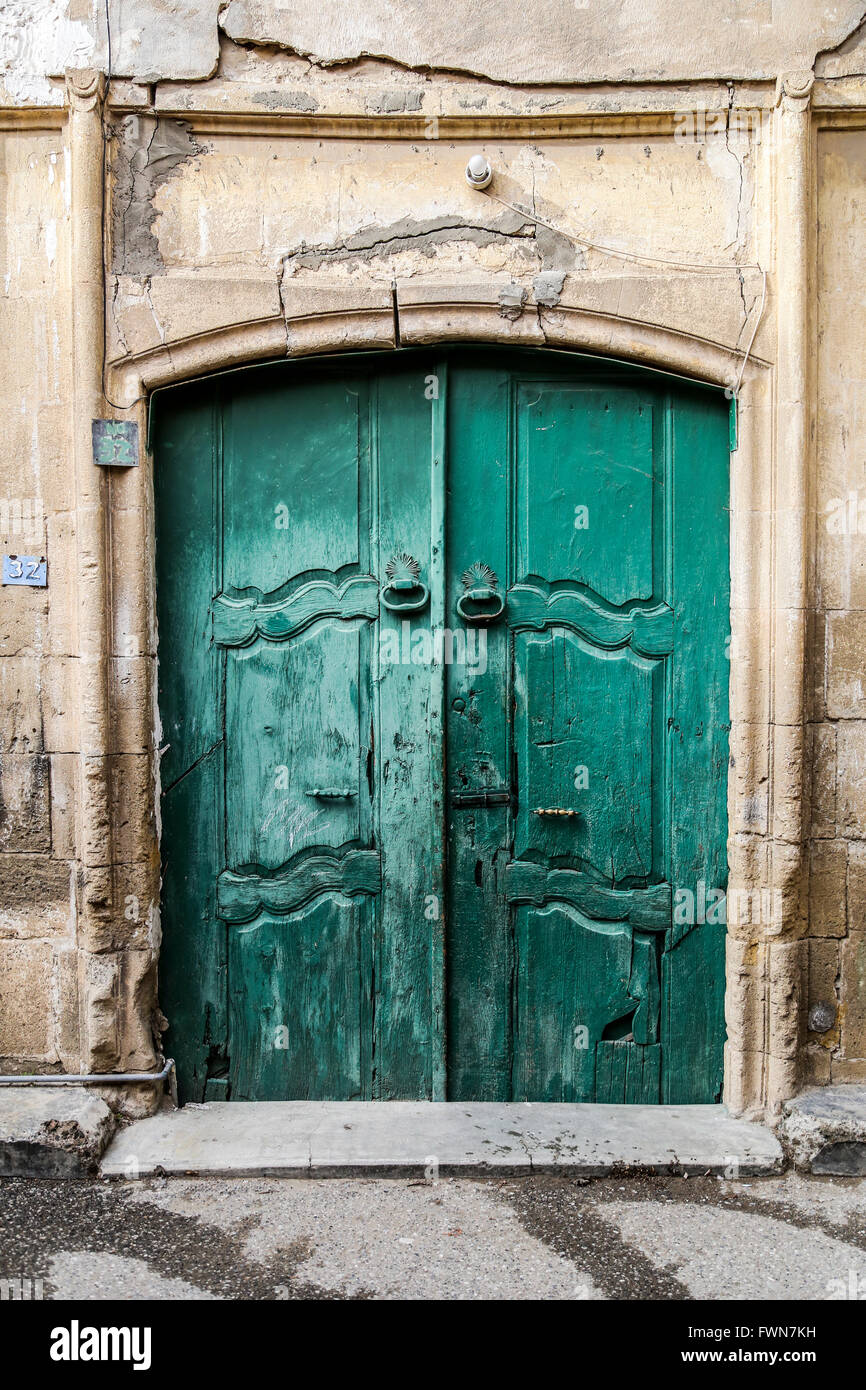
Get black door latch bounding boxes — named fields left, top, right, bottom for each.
left=450, top=788, right=514, bottom=808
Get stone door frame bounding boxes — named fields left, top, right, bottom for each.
left=62, top=68, right=826, bottom=1116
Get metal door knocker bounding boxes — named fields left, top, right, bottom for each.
left=457, top=562, right=505, bottom=624
left=381, top=552, right=430, bottom=613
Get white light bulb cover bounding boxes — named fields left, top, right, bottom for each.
left=465, top=155, right=493, bottom=190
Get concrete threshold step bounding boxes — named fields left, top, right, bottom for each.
left=101, top=1101, right=783, bottom=1179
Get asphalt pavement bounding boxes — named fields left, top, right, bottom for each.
left=1, top=1171, right=865, bottom=1300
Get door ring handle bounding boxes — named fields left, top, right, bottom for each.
left=456, top=588, right=505, bottom=624
left=381, top=552, right=430, bottom=613
left=458, top=562, right=504, bottom=625
left=381, top=580, right=430, bottom=613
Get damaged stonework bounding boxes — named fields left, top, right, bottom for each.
left=250, top=88, right=319, bottom=112
left=530, top=226, right=576, bottom=307
left=498, top=282, right=527, bottom=319
left=218, top=0, right=866, bottom=86
left=102, top=0, right=221, bottom=85
left=533, top=271, right=567, bottom=307
left=281, top=211, right=537, bottom=274
left=0, top=0, right=95, bottom=104
left=111, top=114, right=203, bottom=277
left=0, top=856, right=72, bottom=939
left=5, top=1, right=866, bottom=100
left=779, top=1086, right=866, bottom=1175
left=370, top=90, right=424, bottom=114
left=0, top=1086, right=115, bottom=1177
left=275, top=208, right=580, bottom=331
left=279, top=212, right=578, bottom=314
left=816, top=17, right=866, bottom=79
left=0, top=754, right=51, bottom=853
left=0, top=0, right=220, bottom=98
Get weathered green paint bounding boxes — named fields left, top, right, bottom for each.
left=154, top=348, right=729, bottom=1105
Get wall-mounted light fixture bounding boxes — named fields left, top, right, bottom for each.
left=465, top=154, right=493, bottom=190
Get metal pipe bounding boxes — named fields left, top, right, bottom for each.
left=0, top=1058, right=175, bottom=1087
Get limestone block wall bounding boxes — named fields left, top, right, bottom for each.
left=0, top=2, right=863, bottom=1116
left=0, top=112, right=80, bottom=1072
left=806, top=127, right=866, bottom=1085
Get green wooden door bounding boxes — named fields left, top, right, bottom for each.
left=154, top=349, right=729, bottom=1105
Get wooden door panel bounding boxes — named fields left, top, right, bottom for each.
left=228, top=897, right=369, bottom=1101
left=504, top=860, right=671, bottom=926
left=214, top=371, right=378, bottom=1099
left=444, top=364, right=512, bottom=1100
left=515, top=383, right=655, bottom=603
left=662, top=391, right=730, bottom=1100
left=512, top=905, right=637, bottom=1102
left=224, top=621, right=366, bottom=870
left=160, top=751, right=226, bottom=1102
left=374, top=369, right=445, bottom=1098
left=512, top=909, right=664, bottom=1103
left=222, top=377, right=365, bottom=591
left=504, top=372, right=672, bottom=1098
left=596, top=1040, right=661, bottom=1103
left=513, top=628, right=656, bottom=880
left=156, top=385, right=226, bottom=1103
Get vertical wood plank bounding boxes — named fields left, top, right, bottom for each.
left=375, top=365, right=438, bottom=1097
left=430, top=360, right=447, bottom=1099
left=155, top=383, right=227, bottom=1102
left=444, top=363, right=511, bottom=1099
left=663, top=387, right=730, bottom=1102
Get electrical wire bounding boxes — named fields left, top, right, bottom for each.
left=731, top=267, right=767, bottom=399
left=99, top=0, right=149, bottom=412
left=486, top=189, right=762, bottom=274
left=483, top=189, right=767, bottom=395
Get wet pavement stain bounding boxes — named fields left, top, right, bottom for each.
left=0, top=1178, right=369, bottom=1300
left=494, top=1172, right=866, bottom=1298
left=495, top=1177, right=691, bottom=1299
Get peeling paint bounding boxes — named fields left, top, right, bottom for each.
left=0, top=0, right=94, bottom=105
